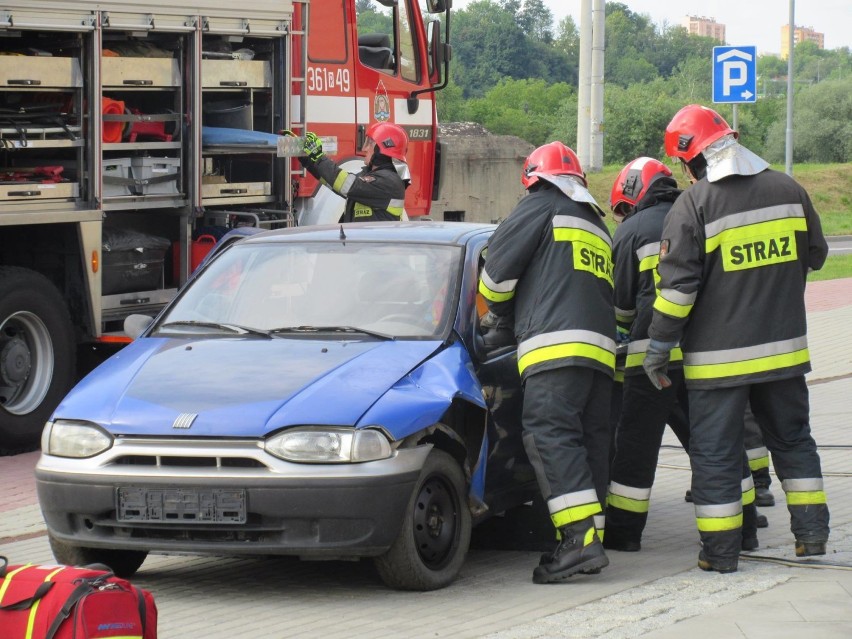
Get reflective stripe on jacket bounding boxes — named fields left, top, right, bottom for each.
left=648, top=169, right=828, bottom=389
left=478, top=184, right=616, bottom=379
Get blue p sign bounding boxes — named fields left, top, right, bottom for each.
left=713, top=46, right=757, bottom=104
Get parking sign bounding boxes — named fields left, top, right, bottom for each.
left=713, top=46, right=757, bottom=104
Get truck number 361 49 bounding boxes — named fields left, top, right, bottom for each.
left=307, top=66, right=351, bottom=93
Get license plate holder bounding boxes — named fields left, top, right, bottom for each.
left=117, top=487, right=246, bottom=524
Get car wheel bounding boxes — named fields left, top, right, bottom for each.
left=374, top=449, right=471, bottom=591
left=48, top=533, right=148, bottom=578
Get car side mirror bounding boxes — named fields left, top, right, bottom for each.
left=124, top=314, right=154, bottom=340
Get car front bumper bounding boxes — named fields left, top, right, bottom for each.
left=36, top=437, right=431, bottom=559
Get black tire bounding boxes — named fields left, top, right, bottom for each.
left=374, top=449, right=471, bottom=591
left=0, top=267, right=76, bottom=454
left=48, top=533, right=148, bottom=578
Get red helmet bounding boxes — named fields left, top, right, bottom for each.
left=365, top=121, right=408, bottom=161
left=664, top=104, right=737, bottom=162
left=610, top=157, right=673, bottom=213
left=522, top=141, right=585, bottom=189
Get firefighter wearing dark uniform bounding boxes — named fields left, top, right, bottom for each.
left=478, top=142, right=615, bottom=583
left=645, top=104, right=830, bottom=573
left=299, top=121, right=409, bottom=222
left=604, top=158, right=692, bottom=552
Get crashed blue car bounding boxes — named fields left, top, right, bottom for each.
left=36, top=222, right=537, bottom=591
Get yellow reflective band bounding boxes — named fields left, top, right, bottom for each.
left=551, top=502, right=602, bottom=528
left=615, top=311, right=634, bottom=324
left=696, top=512, right=743, bottom=532
left=684, top=348, right=810, bottom=380
left=553, top=227, right=611, bottom=254
left=386, top=206, right=403, bottom=218
left=332, top=170, right=349, bottom=192
left=572, top=241, right=613, bottom=286
left=625, top=346, right=683, bottom=369
left=742, top=487, right=756, bottom=506
left=639, top=254, right=659, bottom=273
left=518, top=342, right=615, bottom=375
left=749, top=457, right=770, bottom=471
left=0, top=564, right=32, bottom=603
left=614, top=369, right=624, bottom=383
left=607, top=493, right=649, bottom=514
left=583, top=525, right=597, bottom=547
left=786, top=491, right=827, bottom=506
left=25, top=567, right=66, bottom=639
left=478, top=279, right=514, bottom=303
left=653, top=294, right=692, bottom=319
left=706, top=217, right=807, bottom=253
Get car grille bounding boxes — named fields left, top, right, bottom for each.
left=113, top=454, right=266, bottom=469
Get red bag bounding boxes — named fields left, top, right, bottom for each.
left=0, top=557, right=157, bottom=639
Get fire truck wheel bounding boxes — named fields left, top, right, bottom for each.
left=374, top=449, right=471, bottom=591
left=0, top=266, right=76, bottom=455
left=49, top=533, right=148, bottom=578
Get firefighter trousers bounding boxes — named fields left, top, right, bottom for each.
left=522, top=366, right=612, bottom=532
left=689, top=375, right=829, bottom=564
left=606, top=369, right=691, bottom=545
left=744, top=403, right=772, bottom=489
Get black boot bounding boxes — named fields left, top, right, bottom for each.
left=533, top=518, right=609, bottom=584
left=742, top=503, right=760, bottom=551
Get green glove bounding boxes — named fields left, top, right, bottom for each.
left=303, top=132, right=324, bottom=161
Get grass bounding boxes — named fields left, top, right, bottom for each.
left=585, top=162, right=852, bottom=280
left=586, top=163, right=852, bottom=235
left=809, top=254, right=852, bottom=282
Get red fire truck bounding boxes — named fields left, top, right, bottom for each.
left=0, top=0, right=451, bottom=451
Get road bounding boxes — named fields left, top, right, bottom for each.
left=828, top=235, right=852, bottom=255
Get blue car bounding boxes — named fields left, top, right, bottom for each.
left=36, top=222, right=536, bottom=591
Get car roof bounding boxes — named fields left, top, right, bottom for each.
left=239, top=222, right=495, bottom=247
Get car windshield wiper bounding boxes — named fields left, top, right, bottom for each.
left=158, top=321, right=272, bottom=338
left=269, top=325, right=395, bottom=340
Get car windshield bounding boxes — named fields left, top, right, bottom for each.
left=155, top=240, right=462, bottom=339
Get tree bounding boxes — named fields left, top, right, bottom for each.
left=520, top=0, right=554, bottom=44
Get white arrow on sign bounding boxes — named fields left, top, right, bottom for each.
left=741, top=90, right=754, bottom=100
left=717, top=49, right=754, bottom=96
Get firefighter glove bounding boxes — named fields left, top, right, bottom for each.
left=480, top=311, right=514, bottom=349
left=303, top=132, right=324, bottom=161
left=643, top=339, right=676, bottom=390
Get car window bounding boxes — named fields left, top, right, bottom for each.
left=156, top=241, right=462, bottom=339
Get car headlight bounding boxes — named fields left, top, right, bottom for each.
left=264, top=428, right=392, bottom=463
left=44, top=420, right=113, bottom=458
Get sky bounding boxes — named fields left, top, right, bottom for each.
left=451, top=1, right=852, bottom=55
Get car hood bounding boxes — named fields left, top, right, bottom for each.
left=56, top=337, right=442, bottom=437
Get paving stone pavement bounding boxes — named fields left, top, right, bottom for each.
left=1, top=278, right=851, bottom=639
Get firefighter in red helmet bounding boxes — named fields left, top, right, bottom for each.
left=479, top=141, right=615, bottom=583
left=646, top=104, right=830, bottom=572
left=299, top=121, right=410, bottom=222
left=604, top=157, right=762, bottom=553
left=604, top=157, right=692, bottom=551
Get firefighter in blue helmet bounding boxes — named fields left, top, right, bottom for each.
left=646, top=104, right=830, bottom=573
left=479, top=142, right=615, bottom=583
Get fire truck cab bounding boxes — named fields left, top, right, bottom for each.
left=0, top=0, right=451, bottom=451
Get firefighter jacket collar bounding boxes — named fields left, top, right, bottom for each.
left=703, top=135, right=770, bottom=183
left=529, top=173, right=605, bottom=215
left=392, top=159, right=411, bottom=184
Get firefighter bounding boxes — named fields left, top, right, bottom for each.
left=645, top=104, right=830, bottom=573
left=299, top=121, right=410, bottom=222
left=604, top=157, right=692, bottom=552
left=478, top=142, right=615, bottom=583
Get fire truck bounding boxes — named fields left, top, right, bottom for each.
left=0, top=0, right=451, bottom=451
